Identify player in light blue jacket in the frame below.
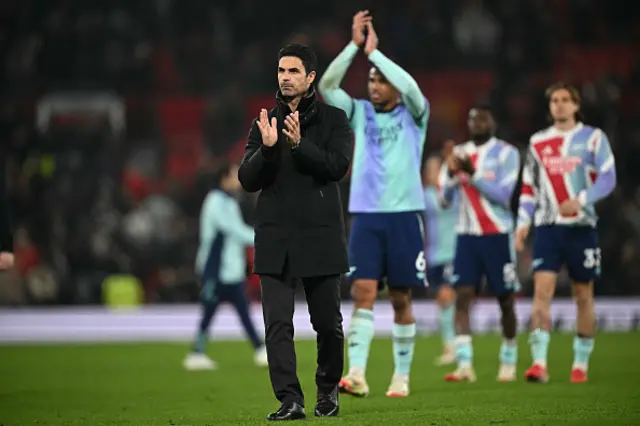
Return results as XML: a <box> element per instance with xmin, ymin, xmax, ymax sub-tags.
<box><xmin>183</xmin><ymin>163</ymin><xmax>268</xmax><ymax>370</ymax></box>
<box><xmin>423</xmin><ymin>154</ymin><xmax>458</xmax><ymax>366</ymax></box>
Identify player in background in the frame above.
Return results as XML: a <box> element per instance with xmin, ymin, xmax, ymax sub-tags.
<box><xmin>318</xmin><ymin>11</ymin><xmax>429</xmax><ymax>397</ymax></box>
<box><xmin>423</xmin><ymin>154</ymin><xmax>458</xmax><ymax>365</ymax></box>
<box><xmin>440</xmin><ymin>106</ymin><xmax>520</xmax><ymax>383</ymax></box>
<box><xmin>183</xmin><ymin>163</ymin><xmax>268</xmax><ymax>370</ymax></box>
<box><xmin>516</xmin><ymin>82</ymin><xmax>616</xmax><ymax>383</ymax></box>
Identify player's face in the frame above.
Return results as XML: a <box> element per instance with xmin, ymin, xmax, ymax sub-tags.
<box><xmin>467</xmin><ymin>108</ymin><xmax>495</xmax><ymax>140</ymax></box>
<box><xmin>368</xmin><ymin>69</ymin><xmax>398</xmax><ymax>108</ymax></box>
<box><xmin>223</xmin><ymin>164</ymin><xmax>242</xmax><ymax>192</ymax></box>
<box><xmin>278</xmin><ymin>56</ymin><xmax>316</xmax><ymax>98</ymax></box>
<box><xmin>549</xmin><ymin>88</ymin><xmax>579</xmax><ymax>123</ymax></box>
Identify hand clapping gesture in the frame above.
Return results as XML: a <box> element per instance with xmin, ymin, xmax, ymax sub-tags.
<box><xmin>258</xmin><ymin>109</ymin><xmax>278</xmax><ymax>147</ymax></box>
<box><xmin>351</xmin><ymin>11</ymin><xmax>372</xmax><ymax>47</ymax></box>
<box><xmin>283</xmin><ymin>112</ymin><xmax>301</xmax><ymax>147</ymax></box>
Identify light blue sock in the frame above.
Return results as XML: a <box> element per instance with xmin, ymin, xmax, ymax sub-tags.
<box><xmin>392</xmin><ymin>323</ymin><xmax>416</xmax><ymax>376</ymax></box>
<box><xmin>455</xmin><ymin>335</ymin><xmax>473</xmax><ymax>367</ymax></box>
<box><xmin>573</xmin><ymin>336</ymin><xmax>594</xmax><ymax>370</ymax></box>
<box><xmin>439</xmin><ymin>305</ymin><xmax>456</xmax><ymax>346</ymax></box>
<box><xmin>347</xmin><ymin>309</ymin><xmax>375</xmax><ymax>373</ymax></box>
<box><xmin>193</xmin><ymin>331</ymin><xmax>207</xmax><ymax>353</ymax></box>
<box><xmin>499</xmin><ymin>339</ymin><xmax>518</xmax><ymax>365</ymax></box>
<box><xmin>529</xmin><ymin>329</ymin><xmax>550</xmax><ymax>367</ymax></box>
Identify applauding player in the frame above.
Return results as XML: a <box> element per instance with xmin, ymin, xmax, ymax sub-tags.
<box><xmin>441</xmin><ymin>106</ymin><xmax>521</xmax><ymax>383</ymax></box>
<box><xmin>318</xmin><ymin>11</ymin><xmax>429</xmax><ymax>397</ymax></box>
<box><xmin>516</xmin><ymin>82</ymin><xmax>616</xmax><ymax>383</ymax></box>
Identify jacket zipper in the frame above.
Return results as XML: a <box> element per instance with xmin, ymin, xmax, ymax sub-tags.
<box><xmin>319</xmin><ymin>190</ymin><xmax>324</xmax><ymax>198</ymax></box>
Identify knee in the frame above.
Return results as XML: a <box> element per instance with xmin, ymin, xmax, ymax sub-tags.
<box><xmin>455</xmin><ymin>288</ymin><xmax>474</xmax><ymax>312</ymax></box>
<box><xmin>437</xmin><ymin>285</ymin><xmax>456</xmax><ymax>308</ymax></box>
<box><xmin>390</xmin><ymin>291</ymin><xmax>413</xmax><ymax>323</ymax></box>
<box><xmin>498</xmin><ymin>293</ymin><xmax>515</xmax><ymax>314</ymax></box>
<box><xmin>351</xmin><ymin>280</ymin><xmax>377</xmax><ymax>308</ymax></box>
<box><xmin>573</xmin><ymin>284</ymin><xmax>594</xmax><ymax>309</ymax></box>
<box><xmin>310</xmin><ymin>312</ymin><xmax>344</xmax><ymax>338</ymax></box>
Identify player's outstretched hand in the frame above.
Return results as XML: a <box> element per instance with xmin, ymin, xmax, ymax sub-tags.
<box><xmin>559</xmin><ymin>199</ymin><xmax>581</xmax><ymax>217</ymax></box>
<box><xmin>258</xmin><ymin>109</ymin><xmax>278</xmax><ymax>147</ymax></box>
<box><xmin>351</xmin><ymin>11</ymin><xmax>372</xmax><ymax>47</ymax></box>
<box><xmin>0</xmin><ymin>252</ymin><xmax>14</xmax><ymax>270</ymax></box>
<box><xmin>364</xmin><ymin>22</ymin><xmax>379</xmax><ymax>56</ymax></box>
<box><xmin>514</xmin><ymin>227</ymin><xmax>529</xmax><ymax>253</ymax></box>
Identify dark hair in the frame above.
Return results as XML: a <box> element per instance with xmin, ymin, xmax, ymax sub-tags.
<box><xmin>278</xmin><ymin>44</ymin><xmax>317</xmax><ymax>75</ymax></box>
<box><xmin>470</xmin><ymin>104</ymin><xmax>494</xmax><ymax>116</ymax></box>
<box><xmin>545</xmin><ymin>81</ymin><xmax>584</xmax><ymax>122</ymax></box>
<box><xmin>211</xmin><ymin>163</ymin><xmax>234</xmax><ymax>188</ymax></box>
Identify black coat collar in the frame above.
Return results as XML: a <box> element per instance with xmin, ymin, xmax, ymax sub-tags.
<box><xmin>276</xmin><ymin>89</ymin><xmax>318</xmax><ymax>127</ymax></box>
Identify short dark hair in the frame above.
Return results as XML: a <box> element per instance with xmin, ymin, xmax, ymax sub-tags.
<box><xmin>211</xmin><ymin>162</ymin><xmax>234</xmax><ymax>188</ymax></box>
<box><xmin>470</xmin><ymin>104</ymin><xmax>494</xmax><ymax>116</ymax></box>
<box><xmin>278</xmin><ymin>44</ymin><xmax>317</xmax><ymax>75</ymax></box>
<box><xmin>545</xmin><ymin>81</ymin><xmax>584</xmax><ymax>121</ymax></box>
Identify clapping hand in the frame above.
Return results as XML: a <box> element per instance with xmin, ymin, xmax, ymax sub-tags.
<box><xmin>258</xmin><ymin>109</ymin><xmax>278</xmax><ymax>147</ymax></box>
<box><xmin>458</xmin><ymin>156</ymin><xmax>475</xmax><ymax>175</ymax></box>
<box><xmin>363</xmin><ymin>21</ymin><xmax>378</xmax><ymax>56</ymax></box>
<box><xmin>283</xmin><ymin>112</ymin><xmax>301</xmax><ymax>147</ymax></box>
<box><xmin>352</xmin><ymin>11</ymin><xmax>372</xmax><ymax>47</ymax></box>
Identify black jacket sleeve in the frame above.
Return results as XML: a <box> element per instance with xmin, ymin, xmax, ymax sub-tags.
<box><xmin>291</xmin><ymin>108</ymin><xmax>352</xmax><ymax>182</ymax></box>
<box><xmin>0</xmin><ymin>158</ymin><xmax>13</xmax><ymax>253</ymax></box>
<box><xmin>238</xmin><ymin>119</ymin><xmax>279</xmax><ymax>193</ymax></box>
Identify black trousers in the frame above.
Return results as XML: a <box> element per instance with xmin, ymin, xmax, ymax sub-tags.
<box><xmin>260</xmin><ymin>269</ymin><xmax>344</xmax><ymax>407</ymax></box>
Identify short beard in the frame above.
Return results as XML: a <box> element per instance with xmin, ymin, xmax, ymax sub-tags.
<box><xmin>280</xmin><ymin>87</ymin><xmax>307</xmax><ymax>103</ymax></box>
<box><xmin>471</xmin><ymin>132</ymin><xmax>492</xmax><ymax>144</ymax></box>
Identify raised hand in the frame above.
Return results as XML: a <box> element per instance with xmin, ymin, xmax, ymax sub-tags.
<box><xmin>283</xmin><ymin>112</ymin><xmax>301</xmax><ymax>147</ymax></box>
<box><xmin>363</xmin><ymin>21</ymin><xmax>378</xmax><ymax>56</ymax></box>
<box><xmin>351</xmin><ymin>10</ymin><xmax>372</xmax><ymax>47</ymax></box>
<box><xmin>443</xmin><ymin>140</ymin><xmax>460</xmax><ymax>176</ymax></box>
<box><xmin>257</xmin><ymin>109</ymin><xmax>278</xmax><ymax>147</ymax></box>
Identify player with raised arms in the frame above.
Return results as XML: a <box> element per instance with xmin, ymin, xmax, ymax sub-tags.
<box><xmin>318</xmin><ymin>10</ymin><xmax>429</xmax><ymax>398</ymax></box>
<box><xmin>440</xmin><ymin>106</ymin><xmax>521</xmax><ymax>383</ymax></box>
<box><xmin>516</xmin><ymin>82</ymin><xmax>616</xmax><ymax>383</ymax></box>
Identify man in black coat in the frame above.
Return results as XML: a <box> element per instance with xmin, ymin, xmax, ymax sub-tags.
<box><xmin>238</xmin><ymin>44</ymin><xmax>352</xmax><ymax>421</ymax></box>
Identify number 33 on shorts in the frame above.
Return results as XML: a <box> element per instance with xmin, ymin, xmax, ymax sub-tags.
<box><xmin>415</xmin><ymin>251</ymin><xmax>426</xmax><ymax>282</ymax></box>
<box><xmin>583</xmin><ymin>248</ymin><xmax>601</xmax><ymax>269</ymax></box>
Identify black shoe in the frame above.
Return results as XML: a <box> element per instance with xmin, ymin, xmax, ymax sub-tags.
<box><xmin>266</xmin><ymin>402</ymin><xmax>306</xmax><ymax>421</ymax></box>
<box><xmin>315</xmin><ymin>387</ymin><xmax>339</xmax><ymax>417</ymax></box>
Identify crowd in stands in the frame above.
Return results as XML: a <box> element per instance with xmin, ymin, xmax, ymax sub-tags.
<box><xmin>1</xmin><ymin>0</ymin><xmax>639</xmax><ymax>305</ymax></box>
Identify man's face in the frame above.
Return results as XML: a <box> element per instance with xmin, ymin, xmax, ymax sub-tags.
<box><xmin>278</xmin><ymin>56</ymin><xmax>315</xmax><ymax>97</ymax></box>
<box><xmin>367</xmin><ymin>68</ymin><xmax>398</xmax><ymax>107</ymax></box>
<box><xmin>467</xmin><ymin>108</ymin><xmax>494</xmax><ymax>140</ymax></box>
<box><xmin>549</xmin><ymin>88</ymin><xmax>579</xmax><ymax>123</ymax></box>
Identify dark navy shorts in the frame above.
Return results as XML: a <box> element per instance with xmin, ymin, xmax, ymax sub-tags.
<box><xmin>452</xmin><ymin>233</ymin><xmax>519</xmax><ymax>295</ymax></box>
<box><xmin>348</xmin><ymin>211</ymin><xmax>426</xmax><ymax>289</ymax></box>
<box><xmin>426</xmin><ymin>263</ymin><xmax>454</xmax><ymax>289</ymax></box>
<box><xmin>532</xmin><ymin>225</ymin><xmax>600</xmax><ymax>282</ymax></box>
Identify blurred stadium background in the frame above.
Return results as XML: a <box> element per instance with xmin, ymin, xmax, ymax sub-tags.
<box><xmin>0</xmin><ymin>0</ymin><xmax>639</xmax><ymax>332</ymax></box>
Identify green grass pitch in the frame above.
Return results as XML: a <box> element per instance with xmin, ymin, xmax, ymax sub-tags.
<box><xmin>1</xmin><ymin>333</ymin><xmax>639</xmax><ymax>425</ymax></box>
